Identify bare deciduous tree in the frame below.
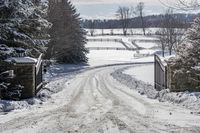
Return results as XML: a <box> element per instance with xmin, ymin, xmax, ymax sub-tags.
<box><xmin>116</xmin><ymin>6</ymin><xmax>131</xmax><ymax>36</ymax></box>
<box><xmin>100</xmin><ymin>20</ymin><xmax>105</xmax><ymax>35</ymax></box>
<box><xmin>159</xmin><ymin>0</ymin><xmax>200</xmax><ymax>10</ymax></box>
<box><xmin>158</xmin><ymin>9</ymin><xmax>184</xmax><ymax>56</ymax></box>
<box><xmin>157</xmin><ymin>29</ymin><xmax>168</xmax><ymax>57</ymax></box>
<box><xmin>88</xmin><ymin>20</ymin><xmax>95</xmax><ymax>36</ymax></box>
<box><xmin>136</xmin><ymin>2</ymin><xmax>146</xmax><ymax>35</ymax></box>
<box><xmin>108</xmin><ymin>21</ymin><xmax>114</xmax><ymax>35</ymax></box>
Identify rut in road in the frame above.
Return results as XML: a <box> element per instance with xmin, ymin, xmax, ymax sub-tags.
<box><xmin>0</xmin><ymin>65</ymin><xmax>200</xmax><ymax>133</ymax></box>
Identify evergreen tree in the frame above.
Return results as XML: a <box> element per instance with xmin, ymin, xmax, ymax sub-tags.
<box><xmin>166</xmin><ymin>17</ymin><xmax>200</xmax><ymax>90</ymax></box>
<box><xmin>47</xmin><ymin>0</ymin><xmax>88</xmax><ymax>63</ymax></box>
<box><xmin>176</xmin><ymin>18</ymin><xmax>200</xmax><ymax>68</ymax></box>
<box><xmin>0</xmin><ymin>0</ymin><xmax>51</xmax><ymax>57</ymax></box>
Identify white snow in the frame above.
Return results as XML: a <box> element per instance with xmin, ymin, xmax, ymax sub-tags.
<box><xmin>87</xmin><ymin>35</ymin><xmax>159</xmax><ymax>50</ymax></box>
<box><xmin>1</xmin><ymin>64</ymin><xmax>200</xmax><ymax>132</ymax></box>
<box><xmin>5</xmin><ymin>57</ymin><xmax>38</xmax><ymax>64</ymax></box>
<box><xmin>1</xmin><ymin>29</ymin><xmax>200</xmax><ymax>132</ymax></box>
<box><xmin>122</xmin><ymin>38</ymin><xmax>136</xmax><ymax>49</ymax></box>
<box><xmin>44</xmin><ymin>64</ymin><xmax>87</xmax><ymax>81</ymax></box>
<box><xmin>87</xmin><ymin>35</ymin><xmax>159</xmax><ymax>42</ymax></box>
<box><xmin>86</xmin><ymin>34</ymin><xmax>161</xmax><ymax>67</ymax></box>
<box><xmin>87</xmin><ymin>50</ymin><xmax>154</xmax><ymax>66</ymax></box>
<box><xmin>85</xmin><ymin>28</ymin><xmax>160</xmax><ymax>35</ymax></box>
<box><xmin>86</xmin><ymin>41</ymin><xmax>125</xmax><ymax>49</ymax></box>
<box><xmin>135</xmin><ymin>41</ymin><xmax>158</xmax><ymax>49</ymax></box>
<box><xmin>130</xmin><ymin>36</ymin><xmax>159</xmax><ymax>41</ymax></box>
<box><xmin>124</xmin><ymin>64</ymin><xmax>154</xmax><ymax>85</ymax></box>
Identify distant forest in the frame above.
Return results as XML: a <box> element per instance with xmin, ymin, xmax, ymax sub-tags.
<box><xmin>81</xmin><ymin>13</ymin><xmax>198</xmax><ymax>29</ymax></box>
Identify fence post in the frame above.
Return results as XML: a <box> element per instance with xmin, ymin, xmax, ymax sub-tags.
<box><xmin>154</xmin><ymin>54</ymin><xmax>157</xmax><ymax>89</ymax></box>
<box><xmin>35</xmin><ymin>54</ymin><xmax>43</xmax><ymax>93</ymax></box>
<box><xmin>154</xmin><ymin>54</ymin><xmax>167</xmax><ymax>91</ymax></box>
<box><xmin>165</xmin><ymin>65</ymin><xmax>168</xmax><ymax>89</ymax></box>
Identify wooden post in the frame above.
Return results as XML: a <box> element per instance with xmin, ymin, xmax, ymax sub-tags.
<box><xmin>154</xmin><ymin>54</ymin><xmax>167</xmax><ymax>91</ymax></box>
<box><xmin>35</xmin><ymin>54</ymin><xmax>43</xmax><ymax>93</ymax></box>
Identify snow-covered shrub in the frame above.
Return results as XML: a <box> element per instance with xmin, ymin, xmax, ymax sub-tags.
<box><xmin>167</xmin><ymin>18</ymin><xmax>200</xmax><ymax>91</ymax></box>
<box><xmin>176</xmin><ymin>18</ymin><xmax>200</xmax><ymax>67</ymax></box>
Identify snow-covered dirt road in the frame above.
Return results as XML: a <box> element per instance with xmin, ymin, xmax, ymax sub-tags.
<box><xmin>1</xmin><ymin>65</ymin><xmax>200</xmax><ymax>133</ymax></box>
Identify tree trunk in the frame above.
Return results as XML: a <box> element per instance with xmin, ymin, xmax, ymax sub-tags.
<box><xmin>141</xmin><ymin>16</ymin><xmax>146</xmax><ymax>35</ymax></box>
<box><xmin>162</xmin><ymin>45</ymin><xmax>165</xmax><ymax>57</ymax></box>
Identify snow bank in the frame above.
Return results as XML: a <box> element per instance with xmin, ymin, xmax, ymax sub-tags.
<box><xmin>123</xmin><ymin>64</ymin><xmax>154</xmax><ymax>85</ymax></box>
<box><xmin>0</xmin><ymin>87</ymin><xmax>58</xmax><ymax>112</ymax></box>
<box><xmin>158</xmin><ymin>91</ymin><xmax>200</xmax><ymax>111</ymax></box>
<box><xmin>44</xmin><ymin>63</ymin><xmax>87</xmax><ymax>81</ymax></box>
<box><xmin>0</xmin><ymin>96</ymin><xmax>43</xmax><ymax>113</ymax></box>
<box><xmin>111</xmin><ymin>66</ymin><xmax>158</xmax><ymax>99</ymax></box>
<box><xmin>112</xmin><ymin>66</ymin><xmax>200</xmax><ymax>112</ymax></box>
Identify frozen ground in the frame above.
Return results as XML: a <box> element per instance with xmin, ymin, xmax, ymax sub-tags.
<box><xmin>87</xmin><ymin>36</ymin><xmax>137</xmax><ymax>49</ymax></box>
<box><xmin>1</xmin><ymin>33</ymin><xmax>200</xmax><ymax>132</ymax></box>
<box><xmin>87</xmin><ymin>34</ymin><xmax>159</xmax><ymax>50</ymax></box>
<box><xmin>86</xmin><ymin>41</ymin><xmax>125</xmax><ymax>49</ymax></box>
<box><xmin>85</xmin><ymin>28</ymin><xmax>159</xmax><ymax>35</ymax></box>
<box><xmin>87</xmin><ymin>50</ymin><xmax>154</xmax><ymax>66</ymax></box>
<box><xmin>112</xmin><ymin>66</ymin><xmax>200</xmax><ymax>112</ymax></box>
<box><xmin>87</xmin><ymin>35</ymin><xmax>158</xmax><ymax>40</ymax></box>
<box><xmin>0</xmin><ymin>64</ymin><xmax>86</xmax><ymax>113</ymax></box>
<box><xmin>1</xmin><ymin>65</ymin><xmax>200</xmax><ymax>133</ymax></box>
<box><xmin>123</xmin><ymin>64</ymin><xmax>154</xmax><ymax>85</ymax></box>
<box><xmin>135</xmin><ymin>41</ymin><xmax>158</xmax><ymax>49</ymax></box>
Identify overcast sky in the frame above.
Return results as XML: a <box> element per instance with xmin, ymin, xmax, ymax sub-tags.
<box><xmin>71</xmin><ymin>0</ymin><xmax>161</xmax><ymax>5</ymax></box>
<box><xmin>71</xmin><ymin>0</ymin><xmax>198</xmax><ymax>19</ymax></box>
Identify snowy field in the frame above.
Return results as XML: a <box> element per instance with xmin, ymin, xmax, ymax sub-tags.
<box><xmin>87</xmin><ymin>35</ymin><xmax>159</xmax><ymax>42</ymax></box>
<box><xmin>129</xmin><ymin>36</ymin><xmax>159</xmax><ymax>41</ymax></box>
<box><xmin>87</xmin><ymin>50</ymin><xmax>154</xmax><ymax>66</ymax></box>
<box><xmin>135</xmin><ymin>41</ymin><xmax>158</xmax><ymax>49</ymax></box>
<box><xmin>86</xmin><ymin>41</ymin><xmax>125</xmax><ymax>49</ymax></box>
<box><xmin>86</xmin><ymin>34</ymin><xmax>160</xmax><ymax>66</ymax></box>
<box><xmin>85</xmin><ymin>28</ymin><xmax>159</xmax><ymax>35</ymax></box>
<box><xmin>123</xmin><ymin>64</ymin><xmax>154</xmax><ymax>85</ymax></box>
<box><xmin>87</xmin><ymin>34</ymin><xmax>159</xmax><ymax>50</ymax></box>
<box><xmin>87</xmin><ymin>35</ymin><xmax>158</xmax><ymax>40</ymax></box>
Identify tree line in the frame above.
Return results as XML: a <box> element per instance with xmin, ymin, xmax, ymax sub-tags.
<box><xmin>81</xmin><ymin>13</ymin><xmax>196</xmax><ymax>31</ymax></box>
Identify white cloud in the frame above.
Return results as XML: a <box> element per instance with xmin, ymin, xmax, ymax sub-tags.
<box><xmin>71</xmin><ymin>0</ymin><xmax>161</xmax><ymax>5</ymax></box>
<box><xmin>71</xmin><ymin>0</ymin><xmax>199</xmax><ymax>20</ymax></box>
<box><xmin>72</xmin><ymin>0</ymin><xmax>200</xmax><ymax>7</ymax></box>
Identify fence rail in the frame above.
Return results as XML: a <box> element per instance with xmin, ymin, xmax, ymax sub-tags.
<box><xmin>154</xmin><ymin>54</ymin><xmax>167</xmax><ymax>91</ymax></box>
<box><xmin>35</xmin><ymin>54</ymin><xmax>43</xmax><ymax>92</ymax></box>
<box><xmin>86</xmin><ymin>47</ymin><xmax>127</xmax><ymax>50</ymax></box>
<box><xmin>129</xmin><ymin>39</ymin><xmax>160</xmax><ymax>43</ymax></box>
<box><xmin>87</xmin><ymin>38</ymin><xmax>136</xmax><ymax>51</ymax></box>
<box><xmin>87</xmin><ymin>38</ymin><xmax>122</xmax><ymax>42</ymax></box>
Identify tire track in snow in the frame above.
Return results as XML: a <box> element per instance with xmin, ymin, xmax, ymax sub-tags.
<box><xmin>1</xmin><ymin>64</ymin><xmax>200</xmax><ymax>133</ymax></box>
